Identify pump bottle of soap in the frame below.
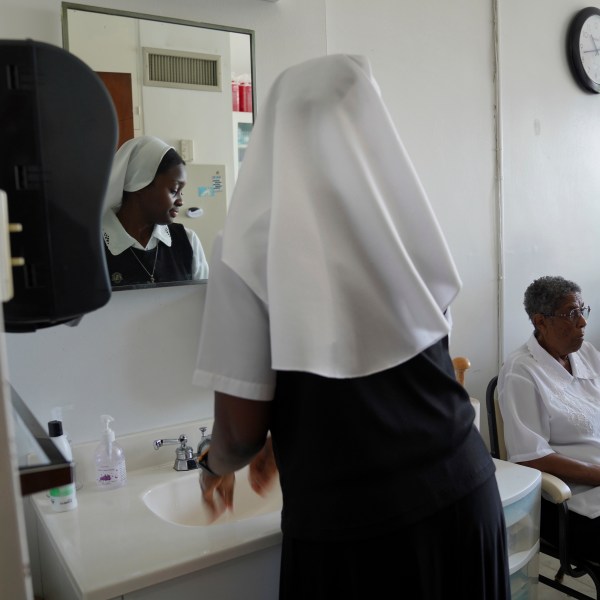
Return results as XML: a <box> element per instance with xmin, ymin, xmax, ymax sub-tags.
<box><xmin>94</xmin><ymin>414</ymin><xmax>127</xmax><ymax>489</ymax></box>
<box><xmin>48</xmin><ymin>419</ymin><xmax>78</xmax><ymax>511</ymax></box>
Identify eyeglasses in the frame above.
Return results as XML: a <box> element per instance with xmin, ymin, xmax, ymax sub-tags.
<box><xmin>544</xmin><ymin>306</ymin><xmax>591</xmax><ymax>322</ymax></box>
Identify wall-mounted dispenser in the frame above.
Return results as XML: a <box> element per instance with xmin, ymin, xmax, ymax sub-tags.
<box><xmin>0</xmin><ymin>39</ymin><xmax>117</xmax><ymax>332</ymax></box>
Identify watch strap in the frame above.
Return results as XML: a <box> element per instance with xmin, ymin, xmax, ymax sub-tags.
<box><xmin>197</xmin><ymin>439</ymin><xmax>219</xmax><ymax>476</ymax></box>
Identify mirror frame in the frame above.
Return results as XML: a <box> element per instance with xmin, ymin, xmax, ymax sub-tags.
<box><xmin>61</xmin><ymin>2</ymin><xmax>256</xmax><ymax>291</ymax></box>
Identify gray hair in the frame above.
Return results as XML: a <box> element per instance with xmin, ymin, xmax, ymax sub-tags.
<box><xmin>523</xmin><ymin>275</ymin><xmax>581</xmax><ymax>322</ymax></box>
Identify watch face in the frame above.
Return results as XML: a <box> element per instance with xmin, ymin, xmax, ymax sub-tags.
<box><xmin>579</xmin><ymin>14</ymin><xmax>600</xmax><ymax>85</ymax></box>
<box><xmin>569</xmin><ymin>7</ymin><xmax>600</xmax><ymax>93</ymax></box>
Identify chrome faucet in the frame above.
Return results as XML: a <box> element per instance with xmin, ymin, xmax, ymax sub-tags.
<box><xmin>153</xmin><ymin>433</ymin><xmax>198</xmax><ymax>471</ymax></box>
<box><xmin>153</xmin><ymin>428</ymin><xmax>211</xmax><ymax>471</ymax></box>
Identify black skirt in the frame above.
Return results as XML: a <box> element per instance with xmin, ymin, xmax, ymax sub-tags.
<box><xmin>278</xmin><ymin>474</ymin><xmax>510</xmax><ymax>600</ymax></box>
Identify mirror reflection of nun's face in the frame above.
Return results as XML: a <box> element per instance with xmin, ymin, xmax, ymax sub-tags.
<box><xmin>137</xmin><ymin>164</ymin><xmax>187</xmax><ymax>227</ymax></box>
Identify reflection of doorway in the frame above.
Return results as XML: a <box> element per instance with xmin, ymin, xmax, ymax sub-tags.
<box><xmin>96</xmin><ymin>71</ymin><xmax>134</xmax><ymax>149</ymax></box>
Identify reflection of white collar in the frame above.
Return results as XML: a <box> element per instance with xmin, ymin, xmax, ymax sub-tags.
<box><xmin>102</xmin><ymin>209</ymin><xmax>173</xmax><ymax>256</ymax></box>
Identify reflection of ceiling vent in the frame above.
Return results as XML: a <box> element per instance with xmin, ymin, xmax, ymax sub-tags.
<box><xmin>143</xmin><ymin>48</ymin><xmax>221</xmax><ymax>91</ymax></box>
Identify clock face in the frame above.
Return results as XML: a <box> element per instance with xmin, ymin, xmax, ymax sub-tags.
<box><xmin>568</xmin><ymin>7</ymin><xmax>600</xmax><ymax>93</ymax></box>
<box><xmin>579</xmin><ymin>14</ymin><xmax>600</xmax><ymax>85</ymax></box>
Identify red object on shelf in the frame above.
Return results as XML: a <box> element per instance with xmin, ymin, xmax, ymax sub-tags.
<box><xmin>239</xmin><ymin>82</ymin><xmax>253</xmax><ymax>113</ymax></box>
<box><xmin>231</xmin><ymin>81</ymin><xmax>240</xmax><ymax>111</ymax></box>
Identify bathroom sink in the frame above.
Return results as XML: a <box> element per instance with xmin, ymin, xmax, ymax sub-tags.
<box><xmin>142</xmin><ymin>466</ymin><xmax>282</xmax><ymax>526</ymax></box>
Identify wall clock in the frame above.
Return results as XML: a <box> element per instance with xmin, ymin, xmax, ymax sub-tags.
<box><xmin>568</xmin><ymin>7</ymin><xmax>600</xmax><ymax>93</ymax></box>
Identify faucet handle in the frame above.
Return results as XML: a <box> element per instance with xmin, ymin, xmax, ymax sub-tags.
<box><xmin>153</xmin><ymin>434</ymin><xmax>188</xmax><ymax>450</ymax></box>
<box><xmin>198</xmin><ymin>426</ymin><xmax>212</xmax><ymax>451</ymax></box>
<box><xmin>196</xmin><ymin>426</ymin><xmax>217</xmax><ymax>476</ymax></box>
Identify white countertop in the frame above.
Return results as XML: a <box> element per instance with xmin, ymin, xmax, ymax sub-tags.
<box><xmin>31</xmin><ymin>420</ymin><xmax>283</xmax><ymax>600</ymax></box>
<box><xmin>32</xmin><ymin>462</ymin><xmax>282</xmax><ymax>600</ymax></box>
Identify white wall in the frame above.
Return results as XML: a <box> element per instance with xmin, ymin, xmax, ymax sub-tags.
<box><xmin>499</xmin><ymin>0</ymin><xmax>600</xmax><ymax>358</ymax></box>
<box><xmin>67</xmin><ymin>10</ymin><xmax>143</xmax><ymax>133</ymax></box>
<box><xmin>4</xmin><ymin>0</ymin><xmax>600</xmax><ymax>455</ymax></box>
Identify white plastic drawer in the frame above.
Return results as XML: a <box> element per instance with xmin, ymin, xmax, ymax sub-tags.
<box><xmin>505</xmin><ymin>486</ymin><xmax>541</xmax><ymax>558</ymax></box>
<box><xmin>509</xmin><ymin>548</ymin><xmax>539</xmax><ymax>599</ymax></box>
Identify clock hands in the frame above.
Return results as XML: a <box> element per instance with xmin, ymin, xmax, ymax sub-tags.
<box><xmin>569</xmin><ymin>7</ymin><xmax>600</xmax><ymax>92</ymax></box>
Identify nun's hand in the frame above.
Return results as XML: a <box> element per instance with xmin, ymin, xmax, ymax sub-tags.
<box><xmin>249</xmin><ymin>436</ymin><xmax>278</xmax><ymax>496</ymax></box>
<box><xmin>199</xmin><ymin>470</ymin><xmax>235</xmax><ymax>521</ymax></box>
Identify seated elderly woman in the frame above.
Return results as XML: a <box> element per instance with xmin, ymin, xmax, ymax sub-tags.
<box><xmin>498</xmin><ymin>274</ymin><xmax>600</xmax><ymax>560</ymax></box>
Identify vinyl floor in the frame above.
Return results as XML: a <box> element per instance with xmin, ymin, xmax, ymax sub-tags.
<box><xmin>537</xmin><ymin>553</ymin><xmax>596</xmax><ymax>599</ymax></box>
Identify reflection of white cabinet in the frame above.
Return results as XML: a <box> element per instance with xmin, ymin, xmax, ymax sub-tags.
<box><xmin>233</xmin><ymin>111</ymin><xmax>253</xmax><ymax>181</ymax></box>
<box><xmin>494</xmin><ymin>459</ymin><xmax>541</xmax><ymax>600</ymax></box>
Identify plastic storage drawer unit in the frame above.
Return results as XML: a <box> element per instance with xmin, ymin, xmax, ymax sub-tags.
<box><xmin>494</xmin><ymin>459</ymin><xmax>542</xmax><ymax>600</ymax></box>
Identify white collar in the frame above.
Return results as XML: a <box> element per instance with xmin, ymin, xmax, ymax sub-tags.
<box><xmin>102</xmin><ymin>209</ymin><xmax>173</xmax><ymax>256</ymax></box>
<box><xmin>527</xmin><ymin>332</ymin><xmax>600</xmax><ymax>381</ymax></box>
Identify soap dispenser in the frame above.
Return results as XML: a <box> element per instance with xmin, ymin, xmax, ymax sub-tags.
<box><xmin>94</xmin><ymin>415</ymin><xmax>127</xmax><ymax>489</ymax></box>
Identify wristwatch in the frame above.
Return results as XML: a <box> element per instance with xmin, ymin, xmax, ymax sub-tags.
<box><xmin>197</xmin><ymin>434</ymin><xmax>219</xmax><ymax>476</ymax></box>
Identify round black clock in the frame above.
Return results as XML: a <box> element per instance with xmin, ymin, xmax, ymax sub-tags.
<box><xmin>568</xmin><ymin>7</ymin><xmax>600</xmax><ymax>93</ymax></box>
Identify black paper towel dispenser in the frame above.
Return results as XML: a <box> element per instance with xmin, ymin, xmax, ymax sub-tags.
<box><xmin>0</xmin><ymin>39</ymin><xmax>117</xmax><ymax>332</ymax></box>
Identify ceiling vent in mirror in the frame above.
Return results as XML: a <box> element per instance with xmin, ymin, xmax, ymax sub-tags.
<box><xmin>143</xmin><ymin>48</ymin><xmax>221</xmax><ymax>91</ymax></box>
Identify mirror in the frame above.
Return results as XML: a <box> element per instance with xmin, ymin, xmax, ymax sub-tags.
<box><xmin>61</xmin><ymin>2</ymin><xmax>255</xmax><ymax>290</ymax></box>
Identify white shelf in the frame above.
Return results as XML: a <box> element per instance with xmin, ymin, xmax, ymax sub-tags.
<box><xmin>233</xmin><ymin>111</ymin><xmax>253</xmax><ymax>123</ymax></box>
<box><xmin>233</xmin><ymin>113</ymin><xmax>254</xmax><ymax>180</ymax></box>
<box><xmin>509</xmin><ymin>542</ymin><xmax>540</xmax><ymax>575</ymax></box>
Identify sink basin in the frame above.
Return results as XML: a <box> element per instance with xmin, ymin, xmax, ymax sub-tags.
<box><xmin>142</xmin><ymin>466</ymin><xmax>282</xmax><ymax>527</ymax></box>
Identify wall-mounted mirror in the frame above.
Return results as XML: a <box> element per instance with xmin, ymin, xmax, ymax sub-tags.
<box><xmin>61</xmin><ymin>3</ymin><xmax>255</xmax><ymax>290</ymax></box>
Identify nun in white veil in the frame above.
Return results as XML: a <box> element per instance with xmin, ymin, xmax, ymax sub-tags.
<box><xmin>102</xmin><ymin>135</ymin><xmax>208</xmax><ymax>286</ymax></box>
<box><xmin>193</xmin><ymin>54</ymin><xmax>510</xmax><ymax>600</ymax></box>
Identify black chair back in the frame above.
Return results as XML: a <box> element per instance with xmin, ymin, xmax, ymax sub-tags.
<box><xmin>485</xmin><ymin>375</ymin><xmax>501</xmax><ymax>459</ymax></box>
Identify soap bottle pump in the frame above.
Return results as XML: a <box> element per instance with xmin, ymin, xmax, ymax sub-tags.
<box><xmin>47</xmin><ymin>418</ymin><xmax>78</xmax><ymax>511</ymax></box>
<box><xmin>94</xmin><ymin>414</ymin><xmax>127</xmax><ymax>489</ymax></box>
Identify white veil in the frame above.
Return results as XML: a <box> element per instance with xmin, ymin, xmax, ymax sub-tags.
<box><xmin>104</xmin><ymin>136</ymin><xmax>172</xmax><ymax>210</ymax></box>
<box><xmin>221</xmin><ymin>54</ymin><xmax>462</xmax><ymax>378</ymax></box>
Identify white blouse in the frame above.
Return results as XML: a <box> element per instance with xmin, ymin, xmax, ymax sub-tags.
<box><xmin>193</xmin><ymin>234</ymin><xmax>275</xmax><ymax>400</ymax></box>
<box><xmin>499</xmin><ymin>333</ymin><xmax>600</xmax><ymax>517</ymax></box>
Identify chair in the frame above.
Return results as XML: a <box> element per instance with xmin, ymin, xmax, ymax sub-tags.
<box><xmin>452</xmin><ymin>356</ymin><xmax>471</xmax><ymax>387</ymax></box>
<box><xmin>452</xmin><ymin>356</ymin><xmax>481</xmax><ymax>431</ymax></box>
<box><xmin>486</xmin><ymin>375</ymin><xmax>600</xmax><ymax>600</ymax></box>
